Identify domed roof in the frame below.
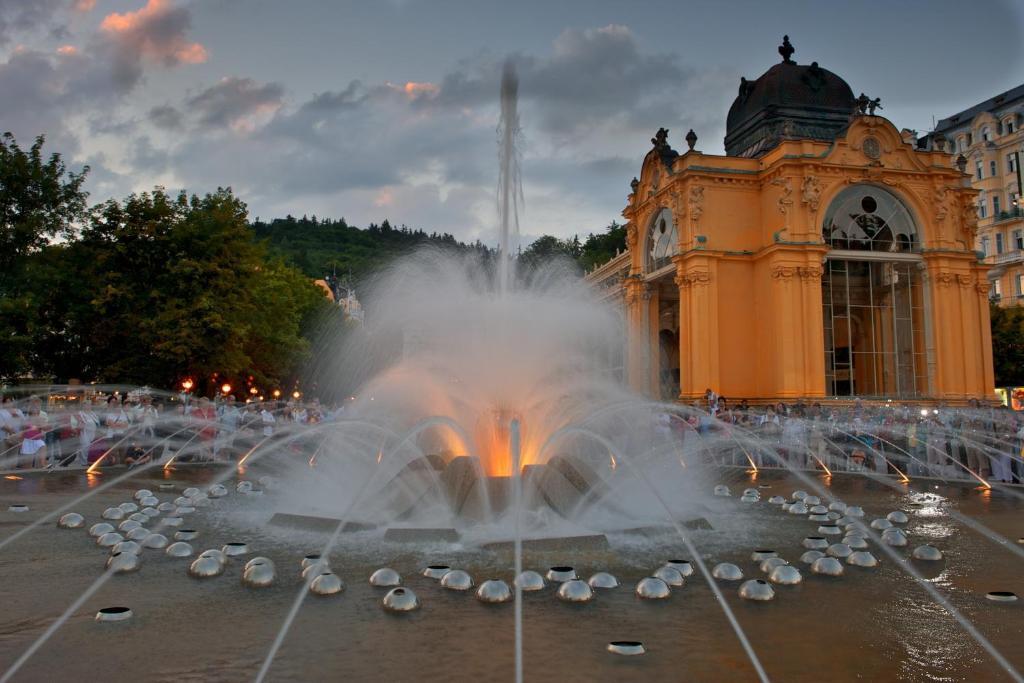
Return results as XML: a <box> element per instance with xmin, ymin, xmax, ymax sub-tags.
<box><xmin>725</xmin><ymin>37</ymin><xmax>856</xmax><ymax>158</ymax></box>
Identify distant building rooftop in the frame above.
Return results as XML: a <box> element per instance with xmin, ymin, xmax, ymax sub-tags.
<box><xmin>933</xmin><ymin>83</ymin><xmax>1024</xmax><ymax>133</ymax></box>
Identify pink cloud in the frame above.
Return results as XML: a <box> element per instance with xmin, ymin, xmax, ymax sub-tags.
<box><xmin>73</xmin><ymin>0</ymin><xmax>97</xmax><ymax>12</ymax></box>
<box><xmin>57</xmin><ymin>45</ymin><xmax>78</xmax><ymax>55</ymax></box>
<box><xmin>100</xmin><ymin>0</ymin><xmax>208</xmax><ymax>66</ymax></box>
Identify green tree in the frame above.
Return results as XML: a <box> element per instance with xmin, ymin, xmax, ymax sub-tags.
<box><xmin>35</xmin><ymin>187</ymin><xmax>326</xmax><ymax>390</ymax></box>
<box><xmin>990</xmin><ymin>302</ymin><xmax>1024</xmax><ymax>387</ymax></box>
<box><xmin>0</xmin><ymin>133</ymin><xmax>89</xmax><ymax>378</ymax></box>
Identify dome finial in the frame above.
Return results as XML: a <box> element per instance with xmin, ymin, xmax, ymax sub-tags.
<box><xmin>779</xmin><ymin>35</ymin><xmax>795</xmax><ymax>64</ymax></box>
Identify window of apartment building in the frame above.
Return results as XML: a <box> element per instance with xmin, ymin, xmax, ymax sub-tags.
<box><xmin>1008</xmin><ymin>118</ymin><xmax>1017</xmax><ymax>134</ymax></box>
<box><xmin>957</xmin><ymin>136</ymin><xmax>966</xmax><ymax>152</ymax></box>
<box><xmin>1014</xmin><ymin>229</ymin><xmax>1023</xmax><ymax>250</ymax></box>
<box><xmin>981</xmin><ymin>236</ymin><xmax>991</xmax><ymax>255</ymax></box>
<box><xmin>976</xmin><ymin>160</ymin><xmax>983</xmax><ymax>179</ymax></box>
<box><xmin>982</xmin><ymin>126</ymin><xmax>992</xmax><ymax>142</ymax></box>
<box><xmin>990</xmin><ymin>160</ymin><xmax>997</xmax><ymax>177</ymax></box>
<box><xmin>996</xmin><ymin>233</ymin><xmax>1004</xmax><ymax>253</ymax></box>
<box><xmin>992</xmin><ymin>279</ymin><xmax>1002</xmax><ymax>300</ymax></box>
<box><xmin>979</xmin><ymin>199</ymin><xmax>987</xmax><ymax>218</ymax></box>
<box><xmin>1010</xmin><ymin>154</ymin><xmax>1018</xmax><ymax>173</ymax></box>
<box><xmin>993</xmin><ymin>195</ymin><xmax>1001</xmax><ymax>215</ymax></box>
<box><xmin>1017</xmin><ymin>274</ymin><xmax>1024</xmax><ymax>298</ymax></box>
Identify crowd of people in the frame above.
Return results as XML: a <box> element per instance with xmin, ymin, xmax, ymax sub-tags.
<box><xmin>671</xmin><ymin>390</ymin><xmax>1024</xmax><ymax>484</ymax></box>
<box><xmin>0</xmin><ymin>393</ymin><xmax>343</xmax><ymax>470</ymax></box>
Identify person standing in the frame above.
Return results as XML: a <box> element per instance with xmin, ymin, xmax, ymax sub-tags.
<box><xmin>75</xmin><ymin>400</ymin><xmax>100</xmax><ymax>466</ymax></box>
<box><xmin>104</xmin><ymin>396</ymin><xmax>131</xmax><ymax>464</ymax></box>
<box><xmin>260</xmin><ymin>402</ymin><xmax>276</xmax><ymax>438</ymax></box>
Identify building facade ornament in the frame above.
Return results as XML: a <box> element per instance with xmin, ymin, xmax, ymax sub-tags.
<box><xmin>801</xmin><ymin>176</ymin><xmax>823</xmax><ymax>212</ymax></box>
<box><xmin>675</xmin><ymin>270</ymin><xmax>712</xmax><ymax>288</ymax></box>
<box><xmin>770</xmin><ymin>177</ymin><xmax>794</xmax><ymax>214</ymax></box>
<box><xmin>688</xmin><ymin>185</ymin><xmax>705</xmax><ymax>222</ymax></box>
<box><xmin>933</xmin><ymin>186</ymin><xmax>948</xmax><ymax>222</ymax></box>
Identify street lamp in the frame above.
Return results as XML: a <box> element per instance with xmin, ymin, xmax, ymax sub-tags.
<box><xmin>182</xmin><ymin>378</ymin><xmax>194</xmax><ymax>392</ymax></box>
<box><xmin>221</xmin><ymin>383</ymin><xmax>232</xmax><ymax>395</ymax></box>
<box><xmin>292</xmin><ymin>390</ymin><xmax>301</xmax><ymax>400</ymax></box>
<box><xmin>272</xmin><ymin>389</ymin><xmax>281</xmax><ymax>398</ymax></box>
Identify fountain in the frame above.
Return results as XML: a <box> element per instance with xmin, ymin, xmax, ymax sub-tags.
<box><xmin>1</xmin><ymin>60</ymin><xmax>1024</xmax><ymax>683</ymax></box>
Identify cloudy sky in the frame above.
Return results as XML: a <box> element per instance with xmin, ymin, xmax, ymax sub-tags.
<box><xmin>2</xmin><ymin>0</ymin><xmax>1022</xmax><ymax>245</ymax></box>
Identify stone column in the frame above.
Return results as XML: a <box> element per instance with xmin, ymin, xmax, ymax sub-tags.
<box><xmin>624</xmin><ymin>278</ymin><xmax>653</xmax><ymax>395</ymax></box>
<box><xmin>675</xmin><ymin>255</ymin><xmax>719</xmax><ymax>400</ymax></box>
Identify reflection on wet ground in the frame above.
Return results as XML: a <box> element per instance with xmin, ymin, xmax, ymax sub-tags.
<box><xmin>0</xmin><ymin>467</ymin><xmax>1021</xmax><ymax>682</ymax></box>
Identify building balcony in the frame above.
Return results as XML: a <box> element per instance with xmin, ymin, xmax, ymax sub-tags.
<box><xmin>993</xmin><ymin>207</ymin><xmax>1023</xmax><ymax>224</ymax></box>
<box><xmin>984</xmin><ymin>249</ymin><xmax>1024</xmax><ymax>266</ymax></box>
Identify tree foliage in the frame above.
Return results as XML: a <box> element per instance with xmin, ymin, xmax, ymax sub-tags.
<box><xmin>0</xmin><ymin>133</ymin><xmax>89</xmax><ymax>377</ymax></box>
<box><xmin>990</xmin><ymin>301</ymin><xmax>1024</xmax><ymax>387</ymax></box>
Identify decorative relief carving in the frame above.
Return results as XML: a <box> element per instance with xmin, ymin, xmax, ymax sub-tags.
<box><xmin>934</xmin><ymin>272</ymin><xmax>955</xmax><ymax>287</ymax></box>
<box><xmin>801</xmin><ymin>176</ymin><xmax>823</xmax><ymax>212</ymax></box>
<box><xmin>771</xmin><ymin>266</ymin><xmax>821</xmax><ymax>282</ymax></box>
<box><xmin>960</xmin><ymin>196</ymin><xmax>979</xmax><ymax>237</ymax></box>
<box><xmin>688</xmin><ymin>185</ymin><xmax>705</xmax><ymax>223</ymax></box>
<box><xmin>626</xmin><ymin>223</ymin><xmax>638</xmax><ymax>251</ymax></box>
<box><xmin>956</xmin><ymin>274</ymin><xmax>972</xmax><ymax>289</ymax></box>
<box><xmin>933</xmin><ymin>186</ymin><xmax>948</xmax><ymax>222</ymax></box>
<box><xmin>675</xmin><ymin>270</ymin><xmax>712</xmax><ymax>288</ymax></box>
<box><xmin>770</xmin><ymin>177</ymin><xmax>794</xmax><ymax>215</ymax></box>
<box><xmin>975</xmin><ymin>280</ymin><xmax>990</xmax><ymax>296</ymax></box>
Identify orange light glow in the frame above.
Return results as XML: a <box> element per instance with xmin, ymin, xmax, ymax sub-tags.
<box><xmin>220</xmin><ymin>383</ymin><xmax>232</xmax><ymax>395</ymax></box>
<box><xmin>181</xmin><ymin>378</ymin><xmax>194</xmax><ymax>391</ymax></box>
<box><xmin>86</xmin><ymin>452</ymin><xmax>109</xmax><ymax>474</ymax></box>
<box><xmin>163</xmin><ymin>455</ymin><xmax>176</xmax><ymax>471</ymax></box>
<box><xmin>250</xmin><ymin>387</ymin><xmax>258</xmax><ymax>395</ymax></box>
<box><xmin>273</xmin><ymin>390</ymin><xmax>281</xmax><ymax>398</ymax></box>
<box><xmin>4</xmin><ymin>475</ymin><xmax>23</xmax><ymax>480</ymax></box>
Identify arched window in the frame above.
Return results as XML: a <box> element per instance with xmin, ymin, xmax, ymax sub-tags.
<box><xmin>981</xmin><ymin>125</ymin><xmax>992</xmax><ymax>141</ymax></box>
<box><xmin>646</xmin><ymin>207</ymin><xmax>677</xmax><ymax>272</ymax></box>
<box><xmin>821</xmin><ymin>185</ymin><xmax>927</xmax><ymax>398</ymax></box>
<box><xmin>822</xmin><ymin>186</ymin><xmax>918</xmax><ymax>252</ymax></box>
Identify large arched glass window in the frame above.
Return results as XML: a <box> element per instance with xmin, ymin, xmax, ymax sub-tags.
<box><xmin>646</xmin><ymin>207</ymin><xmax>677</xmax><ymax>272</ymax></box>
<box><xmin>822</xmin><ymin>185</ymin><xmax>927</xmax><ymax>398</ymax></box>
<box><xmin>822</xmin><ymin>186</ymin><xmax>918</xmax><ymax>252</ymax></box>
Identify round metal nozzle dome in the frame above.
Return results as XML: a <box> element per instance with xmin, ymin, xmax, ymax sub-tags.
<box><xmin>802</xmin><ymin>537</ymin><xmax>829</xmax><ymax>550</ymax></box>
<box><xmin>141</xmin><ymin>533</ymin><xmax>168</xmax><ymax>549</ymax></box>
<box><xmin>126</xmin><ymin>527</ymin><xmax>150</xmax><ymax>541</ymax></box>
<box><xmin>769</xmin><ymin>565</ymin><xmax>802</xmax><ymax>585</ymax></box>
<box><xmin>911</xmin><ymin>545</ymin><xmax>943</xmax><ymax>561</ymax></box>
<box><xmin>309</xmin><ymin>572</ymin><xmax>345</xmax><ymax>595</ymax></box>
<box><xmin>95</xmin><ymin>606</ymin><xmax>133</xmax><ymax>622</ymax></box>
<box><xmin>440</xmin><ymin>569</ymin><xmax>474</xmax><ymax>591</ymax></box>
<box><xmin>96</xmin><ymin>532</ymin><xmax>123</xmax><ymax>547</ymax></box>
<box><xmin>738</xmin><ymin>579</ymin><xmax>775</xmax><ymax>601</ymax></box>
<box><xmin>665</xmin><ymin>560</ymin><xmax>693</xmax><ymax>577</ymax></box>
<box><xmin>750</xmin><ymin>549</ymin><xmax>777</xmax><ymax>562</ymax></box>
<box><xmin>800</xmin><ymin>550</ymin><xmax>825</xmax><ymax>565</ymax></box>
<box><xmin>635</xmin><ymin>577</ymin><xmax>671</xmax><ymax>600</ymax></box>
<box><xmin>58</xmin><ymin>512</ymin><xmax>85</xmax><ymax>529</ymax></box>
<box><xmin>383</xmin><ymin>587</ymin><xmax>420</xmax><ymax>611</ymax></box>
<box><xmin>811</xmin><ymin>557</ymin><xmax>844</xmax><ymax>576</ymax></box>
<box><xmin>165</xmin><ymin>541</ymin><xmax>194</xmax><ymax>558</ymax></box>
<box><xmin>886</xmin><ymin>510</ymin><xmax>909</xmax><ymax>524</ymax></box>
<box><xmin>587</xmin><ymin>572</ymin><xmax>619</xmax><ymax>589</ymax></box>
<box><xmin>101</xmin><ymin>507</ymin><xmax>125</xmax><ymax>521</ymax></box>
<box><xmin>244</xmin><ymin>561</ymin><xmax>280</xmax><ymax>589</ymax></box>
<box><xmin>189</xmin><ymin>556</ymin><xmax>224</xmax><ymax>578</ymax></box>
<box><xmin>826</xmin><ymin>543</ymin><xmax>853</xmax><ymax>559</ymax></box>
<box><xmin>174</xmin><ymin>529</ymin><xmax>198</xmax><ymax>541</ymax></box>
<box><xmin>476</xmin><ymin>579</ymin><xmax>512</xmax><ymax>603</ymax></box>
<box><xmin>221</xmin><ymin>542</ymin><xmax>249</xmax><ymax>556</ymax></box>
<box><xmin>712</xmin><ymin>563</ymin><xmax>743</xmax><ymax>581</ymax></box>
<box><xmin>106</xmin><ymin>551</ymin><xmax>141</xmax><ymax>574</ymax></box>
<box><xmin>846</xmin><ymin>551</ymin><xmax>879</xmax><ymax>568</ymax></box>
<box><xmin>514</xmin><ymin>571</ymin><xmax>546</xmax><ymax>591</ymax></box>
<box><xmin>653</xmin><ymin>565</ymin><xmax>685</xmax><ymax>587</ymax></box>
<box><xmin>557</xmin><ymin>579</ymin><xmax>594</xmax><ymax>603</ymax></box>
<box><xmin>607</xmin><ymin>641</ymin><xmax>645</xmax><ymax>656</ymax></box>
<box><xmin>369</xmin><ymin>567</ymin><xmax>402</xmax><ymax>587</ymax></box>
<box><xmin>422</xmin><ymin>565</ymin><xmax>451</xmax><ymax>580</ymax></box>
<box><xmin>545</xmin><ymin>566</ymin><xmax>577</xmax><ymax>582</ymax></box>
